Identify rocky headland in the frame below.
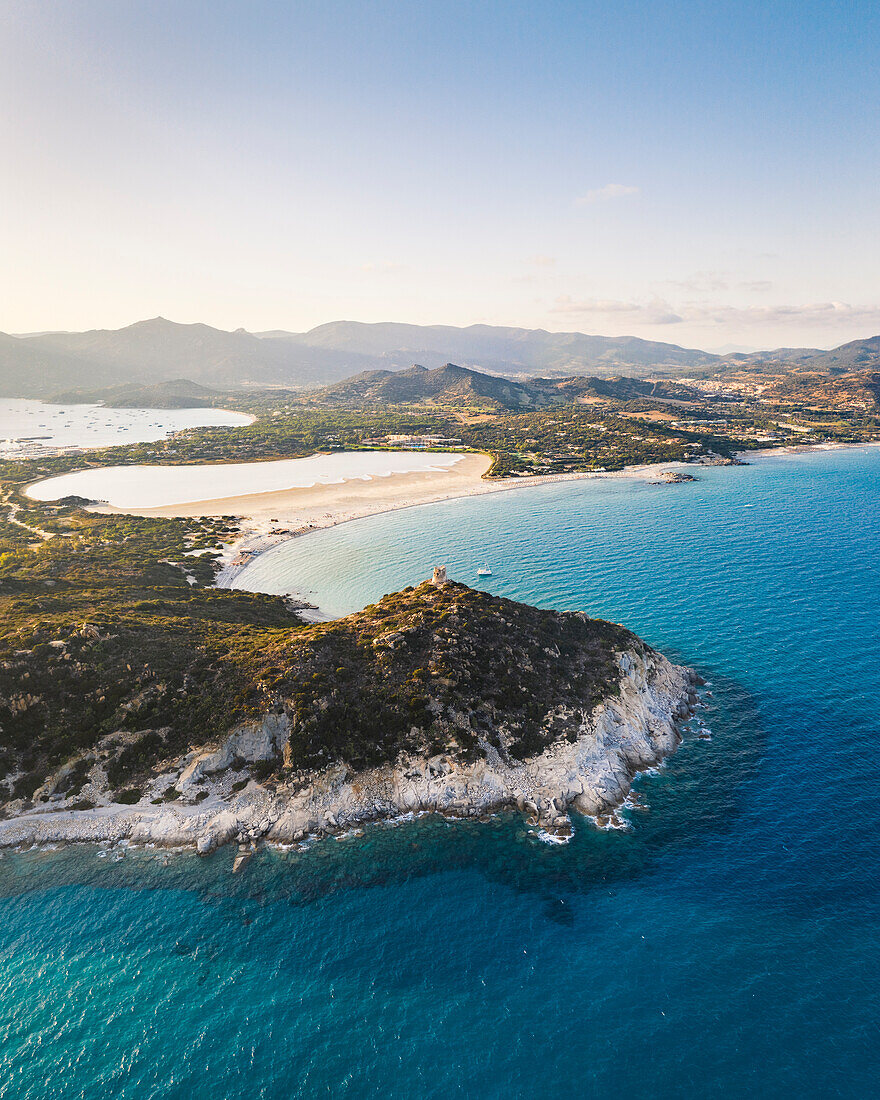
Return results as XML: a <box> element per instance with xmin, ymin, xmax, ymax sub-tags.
<box><xmin>0</xmin><ymin>572</ymin><xmax>699</xmax><ymax>852</ymax></box>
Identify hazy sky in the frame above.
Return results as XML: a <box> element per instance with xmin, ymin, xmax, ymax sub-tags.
<box><xmin>2</xmin><ymin>0</ymin><xmax>879</xmax><ymax>349</ymax></box>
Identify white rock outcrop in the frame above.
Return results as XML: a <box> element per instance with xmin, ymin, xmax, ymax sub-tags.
<box><xmin>0</xmin><ymin>646</ymin><xmax>696</xmax><ymax>852</ymax></box>
<box><xmin>175</xmin><ymin>713</ymin><xmax>289</xmax><ymax>797</ymax></box>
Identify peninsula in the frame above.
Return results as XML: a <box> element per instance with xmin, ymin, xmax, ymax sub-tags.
<box><xmin>0</xmin><ymin>562</ymin><xmax>698</xmax><ymax>851</ymax></box>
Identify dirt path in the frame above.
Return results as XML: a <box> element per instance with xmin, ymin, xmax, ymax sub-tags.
<box><xmin>2</xmin><ymin>490</ymin><xmax>55</xmax><ymax>542</ymax></box>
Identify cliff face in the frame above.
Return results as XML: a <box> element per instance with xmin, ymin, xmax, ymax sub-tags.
<box><xmin>0</xmin><ymin>578</ymin><xmax>664</xmax><ymax>806</ymax></box>
<box><xmin>0</xmin><ymin>592</ymin><xmax>699</xmax><ymax>850</ymax></box>
<box><xmin>261</xmin><ymin>643</ymin><xmax>693</xmax><ymax>844</ymax></box>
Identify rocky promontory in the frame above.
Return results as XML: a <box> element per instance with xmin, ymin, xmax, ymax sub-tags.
<box><xmin>0</xmin><ymin>572</ymin><xmax>699</xmax><ymax>851</ymax></box>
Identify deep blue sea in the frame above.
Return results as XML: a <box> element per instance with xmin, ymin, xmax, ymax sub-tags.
<box><xmin>3</xmin><ymin>448</ymin><xmax>879</xmax><ymax>1099</ymax></box>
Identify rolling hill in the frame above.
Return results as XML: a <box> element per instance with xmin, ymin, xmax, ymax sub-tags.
<box><xmin>0</xmin><ymin>332</ymin><xmax>106</xmax><ymax>397</ymax></box>
<box><xmin>789</xmin><ymin>336</ymin><xmax>880</xmax><ymax>374</ymax></box>
<box><xmin>0</xmin><ymin>318</ymin><xmax>378</xmax><ymax>397</ymax></box>
<box><xmin>313</xmin><ymin>363</ymin><xmax>705</xmax><ymax>409</ymax></box>
<box><xmin>315</xmin><ymin>364</ymin><xmax>539</xmax><ymax>408</ymax></box>
<box><xmin>746</xmin><ymin>370</ymin><xmax>880</xmax><ymax>411</ymax></box>
<box><xmin>47</xmin><ymin>379</ymin><xmax>221</xmax><ymax>408</ymax></box>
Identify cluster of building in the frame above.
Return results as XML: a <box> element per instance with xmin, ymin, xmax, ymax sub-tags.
<box><xmin>0</xmin><ymin>438</ymin><xmax>85</xmax><ymax>460</ymax></box>
<box><xmin>363</xmin><ymin>434</ymin><xmax>462</xmax><ymax>449</ymax></box>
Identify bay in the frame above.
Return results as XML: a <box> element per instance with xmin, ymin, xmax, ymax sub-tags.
<box><xmin>3</xmin><ymin>447</ymin><xmax>879</xmax><ymax>1098</ymax></box>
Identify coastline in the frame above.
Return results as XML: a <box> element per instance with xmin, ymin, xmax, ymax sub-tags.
<box><xmin>213</xmin><ymin>439</ymin><xmax>880</xmax><ymax>595</ymax></box>
<box><xmin>32</xmin><ymin>449</ymin><xmax>727</xmax><ymax>592</ymax></box>
<box><xmin>0</xmin><ymin>401</ymin><xmax>255</xmax><ymax>460</ymax></box>
<box><xmin>0</xmin><ymin>646</ymin><xmax>700</xmax><ymax>854</ymax></box>
<box><xmin>207</xmin><ymin>454</ymin><xmax>712</xmax><ymax>590</ymax></box>
<box><xmin>26</xmin><ymin>436</ymin><xmax>879</xmax><ymax>604</ymax></box>
<box><xmin>3</xmin><ymin>438</ymin><xmax>873</xmax><ymax>857</ymax></box>
<box><xmin>737</xmin><ymin>439</ymin><xmax>880</xmax><ymax>461</ymax></box>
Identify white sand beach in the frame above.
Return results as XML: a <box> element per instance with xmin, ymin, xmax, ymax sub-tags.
<box><xmin>181</xmin><ymin>454</ymin><xmax>698</xmax><ymax>588</ymax></box>
<box><xmin>26</xmin><ymin>448</ymin><xmax>716</xmax><ymax>592</ymax></box>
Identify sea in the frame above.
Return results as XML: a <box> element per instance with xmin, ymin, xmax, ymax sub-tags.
<box><xmin>0</xmin><ymin>398</ymin><xmax>251</xmax><ymax>454</ymax></box>
<box><xmin>2</xmin><ymin>446</ymin><xmax>878</xmax><ymax>1098</ymax></box>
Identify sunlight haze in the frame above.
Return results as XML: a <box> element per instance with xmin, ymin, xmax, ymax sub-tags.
<box><xmin>2</xmin><ymin>0</ymin><xmax>879</xmax><ymax>347</ymax></box>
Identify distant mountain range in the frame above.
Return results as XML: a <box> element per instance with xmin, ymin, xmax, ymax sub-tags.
<box><xmin>1</xmin><ymin>317</ymin><xmax>879</xmax><ymax>399</ymax></box>
<box><xmin>0</xmin><ymin>318</ymin><xmax>719</xmax><ymax>396</ymax></box>
<box><xmin>262</xmin><ymin>321</ymin><xmax>719</xmax><ymax>378</ymax></box>
<box><xmin>788</xmin><ymin>335</ymin><xmax>880</xmax><ymax>374</ymax></box>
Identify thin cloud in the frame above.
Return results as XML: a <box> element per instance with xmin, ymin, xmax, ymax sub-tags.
<box><xmin>551</xmin><ymin>296</ymin><xmax>880</xmax><ymax>330</ymax></box>
<box><xmin>552</xmin><ymin>296</ymin><xmax>682</xmax><ymax>325</ymax></box>
<box><xmin>666</xmin><ymin>274</ymin><xmax>774</xmax><ymax>295</ymax></box>
<box><xmin>682</xmin><ymin>301</ymin><xmax>880</xmax><ymax>327</ymax></box>
<box><xmin>668</xmin><ymin>271</ymin><xmax>730</xmax><ymax>293</ymax></box>
<box><xmin>360</xmin><ymin>262</ymin><xmax>408</xmax><ymax>274</ymax></box>
<box><xmin>529</xmin><ymin>255</ymin><xmax>557</xmax><ymax>267</ymax></box>
<box><xmin>575</xmin><ymin>183</ymin><xmax>639</xmax><ymax>205</ymax></box>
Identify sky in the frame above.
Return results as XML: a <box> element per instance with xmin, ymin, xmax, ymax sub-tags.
<box><xmin>1</xmin><ymin>0</ymin><xmax>879</xmax><ymax>350</ymax></box>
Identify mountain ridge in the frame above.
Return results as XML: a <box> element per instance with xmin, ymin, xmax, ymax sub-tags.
<box><xmin>313</xmin><ymin>362</ymin><xmax>704</xmax><ymax>409</ymax></box>
<box><xmin>2</xmin><ymin>317</ymin><xmax>879</xmax><ymax>398</ymax></box>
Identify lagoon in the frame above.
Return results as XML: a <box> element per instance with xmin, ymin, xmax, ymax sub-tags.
<box><xmin>26</xmin><ymin>450</ymin><xmax>466</xmax><ymax>509</ymax></box>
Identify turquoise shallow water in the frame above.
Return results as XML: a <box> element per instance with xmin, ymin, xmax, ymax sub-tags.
<box><xmin>3</xmin><ymin>448</ymin><xmax>879</xmax><ymax>1098</ymax></box>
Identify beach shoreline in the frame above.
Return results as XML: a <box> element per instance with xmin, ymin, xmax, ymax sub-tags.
<box><xmin>210</xmin><ymin>440</ymin><xmax>880</xmax><ymax>596</ymax></box>
<box><xmin>203</xmin><ymin>454</ymin><xmax>714</xmax><ymax>591</ymax></box>
<box><xmin>30</xmin><ymin>438</ymin><xmax>880</xmax><ymax>603</ymax></box>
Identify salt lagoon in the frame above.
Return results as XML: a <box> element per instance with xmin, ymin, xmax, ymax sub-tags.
<box><xmin>0</xmin><ymin>398</ymin><xmax>251</xmax><ymax>454</ymax></box>
<box><xmin>26</xmin><ymin>450</ymin><xmax>467</xmax><ymax>509</ymax></box>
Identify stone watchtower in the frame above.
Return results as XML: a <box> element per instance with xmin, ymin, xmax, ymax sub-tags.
<box><xmin>430</xmin><ymin>565</ymin><xmax>448</xmax><ymax>587</ymax></box>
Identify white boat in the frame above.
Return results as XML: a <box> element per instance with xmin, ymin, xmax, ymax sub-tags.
<box><xmin>477</xmin><ymin>564</ymin><xmax>492</xmax><ymax>576</ymax></box>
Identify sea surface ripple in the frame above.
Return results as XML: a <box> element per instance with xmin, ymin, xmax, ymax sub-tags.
<box><xmin>2</xmin><ymin>448</ymin><xmax>879</xmax><ymax>1098</ymax></box>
